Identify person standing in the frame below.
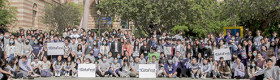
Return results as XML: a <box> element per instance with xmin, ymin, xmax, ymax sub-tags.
<box><xmin>110</xmin><ymin>37</ymin><xmax>122</xmax><ymax>58</ymax></box>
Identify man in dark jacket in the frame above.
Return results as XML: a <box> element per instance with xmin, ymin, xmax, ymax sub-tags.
<box><xmin>110</xmin><ymin>36</ymin><xmax>122</xmax><ymax>57</ymax></box>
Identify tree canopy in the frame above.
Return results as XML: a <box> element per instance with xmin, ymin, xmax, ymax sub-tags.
<box><xmin>98</xmin><ymin>0</ymin><xmax>280</xmax><ymax>37</ymax></box>
<box><xmin>41</xmin><ymin>2</ymin><xmax>83</xmax><ymax>32</ymax></box>
<box><xmin>0</xmin><ymin>0</ymin><xmax>18</xmax><ymax>26</ymax></box>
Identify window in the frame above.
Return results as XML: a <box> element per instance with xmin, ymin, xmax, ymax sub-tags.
<box><xmin>32</xmin><ymin>10</ymin><xmax>37</xmax><ymax>27</ymax></box>
<box><xmin>121</xmin><ymin>19</ymin><xmax>129</xmax><ymax>29</ymax></box>
<box><xmin>74</xmin><ymin>0</ymin><xmax>79</xmax><ymax>4</ymax></box>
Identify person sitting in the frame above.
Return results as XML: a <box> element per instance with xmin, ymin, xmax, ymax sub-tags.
<box><xmin>219</xmin><ymin>61</ymin><xmax>231</xmax><ymax>79</ymax></box>
<box><xmin>72</xmin><ymin>58</ymin><xmax>81</xmax><ymax>77</ymax></box>
<box><xmin>19</xmin><ymin>55</ymin><xmax>37</xmax><ymax>79</ymax></box>
<box><xmin>109</xmin><ymin>58</ymin><xmax>120</xmax><ymax>77</ymax></box>
<box><xmin>189</xmin><ymin>58</ymin><xmax>200</xmax><ymax>79</ymax></box>
<box><xmin>96</xmin><ymin>55</ymin><xmax>110</xmax><ymax>77</ymax></box>
<box><xmin>52</xmin><ymin>56</ymin><xmax>64</xmax><ymax>77</ymax></box>
<box><xmin>0</xmin><ymin>59</ymin><xmax>14</xmax><ymax>80</ymax></box>
<box><xmin>149</xmin><ymin>55</ymin><xmax>163</xmax><ymax>77</ymax></box>
<box><xmin>30</xmin><ymin>57</ymin><xmax>41</xmax><ymax>75</ymax></box>
<box><xmin>130</xmin><ymin>57</ymin><xmax>140</xmax><ymax>78</ymax></box>
<box><xmin>64</xmin><ymin>56</ymin><xmax>74</xmax><ymax>77</ymax></box>
<box><xmin>118</xmin><ymin>56</ymin><xmax>131</xmax><ymax>78</ymax></box>
<box><xmin>247</xmin><ymin>61</ymin><xmax>261</xmax><ymax>78</ymax></box>
<box><xmin>212</xmin><ymin>61</ymin><xmax>220</xmax><ymax>79</ymax></box>
<box><xmin>163</xmin><ymin>57</ymin><xmax>177</xmax><ymax>78</ymax></box>
<box><xmin>39</xmin><ymin>56</ymin><xmax>51</xmax><ymax>77</ymax></box>
<box><xmin>4</xmin><ymin>58</ymin><xmax>23</xmax><ymax>79</ymax></box>
<box><xmin>200</xmin><ymin>59</ymin><xmax>211</xmax><ymax>79</ymax></box>
<box><xmin>263</xmin><ymin>59</ymin><xmax>279</xmax><ymax>80</ymax></box>
<box><xmin>233</xmin><ymin>57</ymin><xmax>245</xmax><ymax>79</ymax></box>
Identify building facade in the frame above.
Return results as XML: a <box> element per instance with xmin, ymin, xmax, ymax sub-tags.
<box><xmin>9</xmin><ymin>0</ymin><xmax>132</xmax><ymax>32</ymax></box>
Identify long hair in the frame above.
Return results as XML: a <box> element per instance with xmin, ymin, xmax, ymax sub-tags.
<box><xmin>133</xmin><ymin>40</ymin><xmax>140</xmax><ymax>51</ymax></box>
<box><xmin>219</xmin><ymin>61</ymin><xmax>230</xmax><ymax>72</ymax></box>
<box><xmin>77</xmin><ymin>44</ymin><xmax>82</xmax><ymax>52</ymax></box>
<box><xmin>93</xmin><ymin>40</ymin><xmax>99</xmax><ymax>48</ymax></box>
<box><xmin>249</xmin><ymin>60</ymin><xmax>257</xmax><ymax>74</ymax></box>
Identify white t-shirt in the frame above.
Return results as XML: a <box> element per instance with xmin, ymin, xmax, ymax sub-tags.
<box><xmin>40</xmin><ymin>61</ymin><xmax>51</xmax><ymax>70</ymax></box>
<box><xmin>31</xmin><ymin>61</ymin><xmax>41</xmax><ymax>68</ymax></box>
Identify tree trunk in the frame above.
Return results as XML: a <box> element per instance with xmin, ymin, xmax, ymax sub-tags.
<box><xmin>260</xmin><ymin>8</ymin><xmax>280</xmax><ymax>31</ymax></box>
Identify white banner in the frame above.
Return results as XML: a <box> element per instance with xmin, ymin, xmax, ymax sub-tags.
<box><xmin>214</xmin><ymin>48</ymin><xmax>231</xmax><ymax>61</ymax></box>
<box><xmin>139</xmin><ymin>64</ymin><xmax>156</xmax><ymax>78</ymax></box>
<box><xmin>47</xmin><ymin>42</ymin><xmax>64</xmax><ymax>55</ymax></box>
<box><xmin>78</xmin><ymin>64</ymin><xmax>96</xmax><ymax>78</ymax></box>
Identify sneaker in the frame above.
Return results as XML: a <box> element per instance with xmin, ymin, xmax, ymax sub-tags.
<box><xmin>191</xmin><ymin>75</ymin><xmax>195</xmax><ymax>79</ymax></box>
<box><xmin>126</xmin><ymin>75</ymin><xmax>130</xmax><ymax>78</ymax></box>
<box><xmin>65</xmin><ymin>73</ymin><xmax>67</xmax><ymax>76</ymax></box>
<box><xmin>163</xmin><ymin>75</ymin><xmax>167</xmax><ymax>78</ymax></box>
<box><xmin>58</xmin><ymin>73</ymin><xmax>61</xmax><ymax>77</ymax></box>
<box><xmin>96</xmin><ymin>74</ymin><xmax>99</xmax><ymax>77</ymax></box>
<box><xmin>105</xmin><ymin>75</ymin><xmax>109</xmax><ymax>77</ymax></box>
<box><xmin>136</xmin><ymin>75</ymin><xmax>139</xmax><ymax>78</ymax></box>
<box><xmin>75</xmin><ymin>74</ymin><xmax>78</xmax><ymax>77</ymax></box>
<box><xmin>115</xmin><ymin>75</ymin><xmax>119</xmax><ymax>78</ymax></box>
<box><xmin>110</xmin><ymin>75</ymin><xmax>112</xmax><ymax>78</ymax></box>
<box><xmin>196</xmin><ymin>75</ymin><xmax>199</xmax><ymax>79</ymax></box>
<box><xmin>172</xmin><ymin>76</ymin><xmax>176</xmax><ymax>78</ymax></box>
<box><xmin>121</xmin><ymin>76</ymin><xmax>124</xmax><ymax>78</ymax></box>
<box><xmin>55</xmin><ymin>72</ymin><xmax>57</xmax><ymax>77</ymax></box>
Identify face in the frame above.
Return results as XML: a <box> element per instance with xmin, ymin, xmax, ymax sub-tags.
<box><xmin>57</xmin><ymin>56</ymin><xmax>62</xmax><ymax>61</ymax></box>
<box><xmin>34</xmin><ymin>58</ymin><xmax>38</xmax><ymax>62</ymax></box>
<box><xmin>135</xmin><ymin>57</ymin><xmax>139</xmax><ymax>62</ymax></box>
<box><xmin>192</xmin><ymin>59</ymin><xmax>196</xmax><ymax>64</ymax></box>
<box><xmin>22</xmin><ymin>58</ymin><xmax>26</xmax><ymax>62</ymax></box>
<box><xmin>258</xmin><ymin>53</ymin><xmax>262</xmax><ymax>59</ymax></box>
<box><xmin>203</xmin><ymin>60</ymin><xmax>207</xmax><ymax>64</ymax></box>
<box><xmin>267</xmin><ymin>61</ymin><xmax>273</xmax><ymax>68</ymax></box>
<box><xmin>222</xmin><ymin>62</ymin><xmax>226</xmax><ymax>66</ymax></box>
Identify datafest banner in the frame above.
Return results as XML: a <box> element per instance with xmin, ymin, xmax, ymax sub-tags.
<box><xmin>47</xmin><ymin>42</ymin><xmax>64</xmax><ymax>55</ymax></box>
<box><xmin>78</xmin><ymin>64</ymin><xmax>96</xmax><ymax>78</ymax></box>
<box><xmin>214</xmin><ymin>48</ymin><xmax>231</xmax><ymax>61</ymax></box>
<box><xmin>139</xmin><ymin>64</ymin><xmax>156</xmax><ymax>78</ymax></box>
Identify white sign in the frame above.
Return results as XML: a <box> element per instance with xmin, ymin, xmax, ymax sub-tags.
<box><xmin>214</xmin><ymin>48</ymin><xmax>231</xmax><ymax>61</ymax></box>
<box><xmin>78</xmin><ymin>64</ymin><xmax>96</xmax><ymax>78</ymax></box>
<box><xmin>139</xmin><ymin>64</ymin><xmax>156</xmax><ymax>78</ymax></box>
<box><xmin>133</xmin><ymin>51</ymin><xmax>139</xmax><ymax>57</ymax></box>
<box><xmin>47</xmin><ymin>42</ymin><xmax>64</xmax><ymax>55</ymax></box>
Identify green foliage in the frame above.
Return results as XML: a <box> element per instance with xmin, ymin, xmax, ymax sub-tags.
<box><xmin>223</xmin><ymin>0</ymin><xmax>280</xmax><ymax>31</ymax></box>
<box><xmin>41</xmin><ymin>2</ymin><xmax>83</xmax><ymax>32</ymax></box>
<box><xmin>263</xmin><ymin>24</ymin><xmax>280</xmax><ymax>38</ymax></box>
<box><xmin>172</xmin><ymin>25</ymin><xmax>189</xmax><ymax>37</ymax></box>
<box><xmin>0</xmin><ymin>0</ymin><xmax>18</xmax><ymax>25</ymax></box>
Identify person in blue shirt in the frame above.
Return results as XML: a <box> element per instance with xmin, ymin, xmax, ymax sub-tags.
<box><xmin>163</xmin><ymin>57</ymin><xmax>177</xmax><ymax>78</ymax></box>
<box><xmin>31</xmin><ymin>39</ymin><xmax>41</xmax><ymax>62</ymax></box>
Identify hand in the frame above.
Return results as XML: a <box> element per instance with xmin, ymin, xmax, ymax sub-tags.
<box><xmin>169</xmin><ymin>74</ymin><xmax>172</xmax><ymax>78</ymax></box>
<box><xmin>220</xmin><ymin>72</ymin><xmax>223</xmax><ymax>74</ymax></box>
<box><xmin>268</xmin><ymin>77</ymin><xmax>272</xmax><ymax>80</ymax></box>
<box><xmin>32</xmin><ymin>67</ymin><xmax>35</xmax><ymax>70</ymax></box>
<box><xmin>9</xmin><ymin>74</ymin><xmax>14</xmax><ymax>77</ymax></box>
<box><xmin>72</xmin><ymin>54</ymin><xmax>75</xmax><ymax>57</ymax></box>
<box><xmin>136</xmin><ymin>72</ymin><xmax>139</xmax><ymax>74</ymax></box>
<box><xmin>28</xmin><ymin>71</ymin><xmax>33</xmax><ymax>73</ymax></box>
<box><xmin>101</xmin><ymin>72</ymin><xmax>104</xmax><ymax>75</ymax></box>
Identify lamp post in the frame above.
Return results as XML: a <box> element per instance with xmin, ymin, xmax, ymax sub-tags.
<box><xmin>97</xmin><ymin>9</ymin><xmax>101</xmax><ymax>37</ymax></box>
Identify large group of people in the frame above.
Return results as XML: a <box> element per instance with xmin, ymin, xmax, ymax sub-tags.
<box><xmin>0</xmin><ymin>23</ymin><xmax>279</xmax><ymax>80</ymax></box>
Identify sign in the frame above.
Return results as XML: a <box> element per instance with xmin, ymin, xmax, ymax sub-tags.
<box><xmin>139</xmin><ymin>64</ymin><xmax>156</xmax><ymax>78</ymax></box>
<box><xmin>214</xmin><ymin>48</ymin><xmax>231</xmax><ymax>61</ymax></box>
<box><xmin>47</xmin><ymin>42</ymin><xmax>64</xmax><ymax>55</ymax></box>
<box><xmin>133</xmin><ymin>51</ymin><xmax>139</xmax><ymax>57</ymax></box>
<box><xmin>102</xmin><ymin>17</ymin><xmax>112</xmax><ymax>25</ymax></box>
<box><xmin>78</xmin><ymin>64</ymin><xmax>96</xmax><ymax>78</ymax></box>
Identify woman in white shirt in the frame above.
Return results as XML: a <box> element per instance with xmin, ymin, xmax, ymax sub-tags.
<box><xmin>75</xmin><ymin>44</ymin><xmax>84</xmax><ymax>61</ymax></box>
<box><xmin>100</xmin><ymin>40</ymin><xmax>110</xmax><ymax>56</ymax></box>
<box><xmin>53</xmin><ymin>56</ymin><xmax>64</xmax><ymax>77</ymax></box>
<box><xmin>5</xmin><ymin>38</ymin><xmax>17</xmax><ymax>62</ymax></box>
<box><xmin>247</xmin><ymin>61</ymin><xmax>261</xmax><ymax>78</ymax></box>
<box><xmin>39</xmin><ymin>56</ymin><xmax>51</xmax><ymax>77</ymax></box>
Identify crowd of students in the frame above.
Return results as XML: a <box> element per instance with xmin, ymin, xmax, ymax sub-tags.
<box><xmin>0</xmin><ymin>24</ymin><xmax>279</xmax><ymax>80</ymax></box>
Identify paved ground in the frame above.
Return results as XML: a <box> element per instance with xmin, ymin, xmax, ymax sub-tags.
<box><xmin>26</xmin><ymin>76</ymin><xmax>233</xmax><ymax>80</ymax></box>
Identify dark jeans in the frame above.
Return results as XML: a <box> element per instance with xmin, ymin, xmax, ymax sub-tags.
<box><xmin>176</xmin><ymin>68</ymin><xmax>182</xmax><ymax>77</ymax></box>
<box><xmin>96</xmin><ymin>70</ymin><xmax>110</xmax><ymax>77</ymax></box>
<box><xmin>181</xmin><ymin>67</ymin><xmax>190</xmax><ymax>77</ymax></box>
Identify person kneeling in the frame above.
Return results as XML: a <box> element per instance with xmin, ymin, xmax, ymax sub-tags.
<box><xmin>163</xmin><ymin>57</ymin><xmax>177</xmax><ymax>78</ymax></box>
<box><xmin>96</xmin><ymin>56</ymin><xmax>110</xmax><ymax>77</ymax></box>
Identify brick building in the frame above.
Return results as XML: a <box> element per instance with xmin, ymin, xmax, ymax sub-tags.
<box><xmin>9</xmin><ymin>0</ymin><xmax>132</xmax><ymax>32</ymax></box>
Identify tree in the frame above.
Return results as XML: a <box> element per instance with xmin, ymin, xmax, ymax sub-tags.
<box><xmin>223</xmin><ymin>0</ymin><xmax>280</xmax><ymax>31</ymax></box>
<box><xmin>41</xmin><ymin>2</ymin><xmax>83</xmax><ymax>32</ymax></box>
<box><xmin>0</xmin><ymin>0</ymin><xmax>18</xmax><ymax>26</ymax></box>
